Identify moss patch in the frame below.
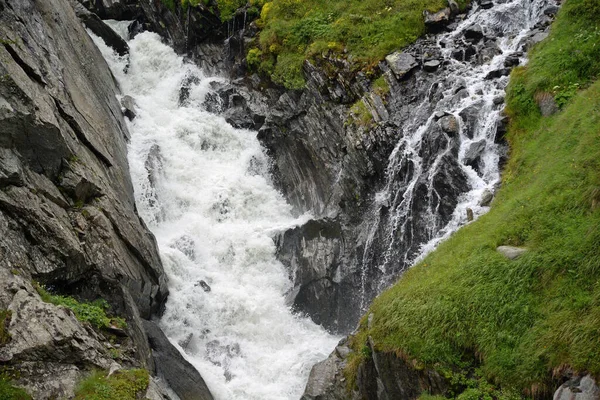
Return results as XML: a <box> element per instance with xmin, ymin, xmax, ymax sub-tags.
<box><xmin>348</xmin><ymin>0</ymin><xmax>600</xmax><ymax>396</ymax></box>
<box><xmin>74</xmin><ymin>369</ymin><xmax>149</xmax><ymax>400</ymax></box>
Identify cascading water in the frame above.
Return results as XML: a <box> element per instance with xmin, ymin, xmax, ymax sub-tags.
<box><xmin>358</xmin><ymin>0</ymin><xmax>555</xmax><ymax>305</ymax></box>
<box><xmin>91</xmin><ymin>27</ymin><xmax>338</xmax><ymax>399</ymax></box>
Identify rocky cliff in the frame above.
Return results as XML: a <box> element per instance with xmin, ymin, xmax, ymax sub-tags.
<box><xmin>0</xmin><ymin>0</ymin><xmax>211</xmax><ymax>398</ymax></box>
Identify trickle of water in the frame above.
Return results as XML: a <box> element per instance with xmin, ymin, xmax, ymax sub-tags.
<box><xmin>359</xmin><ymin>0</ymin><xmax>555</xmax><ymax>305</ymax></box>
<box><xmin>91</xmin><ymin>27</ymin><xmax>338</xmax><ymax>400</ymax></box>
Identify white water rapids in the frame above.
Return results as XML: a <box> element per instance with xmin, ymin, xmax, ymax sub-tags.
<box><xmin>91</xmin><ymin>28</ymin><xmax>338</xmax><ymax>399</ymax></box>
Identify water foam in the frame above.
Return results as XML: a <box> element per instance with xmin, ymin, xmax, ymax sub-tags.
<box><xmin>91</xmin><ymin>28</ymin><xmax>338</xmax><ymax>400</ymax></box>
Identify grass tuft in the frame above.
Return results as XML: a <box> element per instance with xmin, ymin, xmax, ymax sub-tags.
<box><xmin>74</xmin><ymin>369</ymin><xmax>149</xmax><ymax>400</ymax></box>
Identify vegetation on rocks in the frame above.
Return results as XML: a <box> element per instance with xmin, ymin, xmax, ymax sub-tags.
<box><xmin>73</xmin><ymin>369</ymin><xmax>149</xmax><ymax>400</ymax></box>
<box><xmin>0</xmin><ymin>376</ymin><xmax>31</xmax><ymax>400</ymax></box>
<box><xmin>347</xmin><ymin>0</ymin><xmax>600</xmax><ymax>396</ymax></box>
<box><xmin>248</xmin><ymin>0</ymin><xmax>468</xmax><ymax>88</ymax></box>
<box><xmin>0</xmin><ymin>310</ymin><xmax>11</xmax><ymax>347</ymax></box>
<box><xmin>34</xmin><ymin>284</ymin><xmax>126</xmax><ymax>331</ymax></box>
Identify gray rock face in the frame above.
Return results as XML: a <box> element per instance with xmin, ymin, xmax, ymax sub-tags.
<box><xmin>143</xmin><ymin>320</ymin><xmax>214</xmax><ymax>400</ymax></box>
<box><xmin>0</xmin><ymin>0</ymin><xmax>175</xmax><ymax>395</ymax></box>
<box><xmin>497</xmin><ymin>246</ymin><xmax>528</xmax><ymax>260</ymax></box>
<box><xmin>554</xmin><ymin>375</ymin><xmax>600</xmax><ymax>400</ymax></box>
<box><xmin>385</xmin><ymin>52</ymin><xmax>418</xmax><ymax>80</ymax></box>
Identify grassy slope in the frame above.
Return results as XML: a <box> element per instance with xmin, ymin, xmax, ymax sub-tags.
<box><xmin>349</xmin><ymin>0</ymin><xmax>600</xmax><ymax>396</ymax></box>
<box><xmin>249</xmin><ymin>0</ymin><xmax>468</xmax><ymax>88</ymax></box>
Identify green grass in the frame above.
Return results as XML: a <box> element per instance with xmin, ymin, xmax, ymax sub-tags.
<box><xmin>251</xmin><ymin>0</ymin><xmax>469</xmax><ymax>88</ymax></box>
<box><xmin>347</xmin><ymin>0</ymin><xmax>600</xmax><ymax>396</ymax></box>
<box><xmin>34</xmin><ymin>283</ymin><xmax>126</xmax><ymax>331</ymax></box>
<box><xmin>0</xmin><ymin>376</ymin><xmax>31</xmax><ymax>400</ymax></box>
<box><xmin>74</xmin><ymin>369</ymin><xmax>149</xmax><ymax>400</ymax></box>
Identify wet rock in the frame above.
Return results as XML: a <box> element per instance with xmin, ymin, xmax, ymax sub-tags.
<box><xmin>195</xmin><ymin>280</ymin><xmax>211</xmax><ymax>292</ymax></box>
<box><xmin>458</xmin><ymin>102</ymin><xmax>483</xmax><ymax>139</ymax></box>
<box><xmin>466</xmin><ymin>208</ymin><xmax>474</xmax><ymax>221</ymax></box>
<box><xmin>503</xmin><ymin>53</ymin><xmax>520</xmax><ymax>68</ymax></box>
<box><xmin>439</xmin><ymin>115</ymin><xmax>459</xmax><ymax>135</ymax></box>
<box><xmin>485</xmin><ymin>68</ymin><xmax>511</xmax><ymax>80</ymax></box>
<box><xmin>497</xmin><ymin>246</ymin><xmax>528</xmax><ymax>260</ymax></box>
<box><xmin>554</xmin><ymin>375</ymin><xmax>600</xmax><ymax>400</ymax></box>
<box><xmin>493</xmin><ymin>95</ymin><xmax>505</xmax><ymax>105</ymax></box>
<box><xmin>71</xmin><ymin>1</ymin><xmax>129</xmax><ymax>56</ymax></box>
<box><xmin>544</xmin><ymin>5</ymin><xmax>560</xmax><ymax>16</ymax></box>
<box><xmin>301</xmin><ymin>344</ymin><xmax>359</xmax><ymax>400</ymax></box>
<box><xmin>385</xmin><ymin>52</ymin><xmax>418</xmax><ymax>80</ymax></box>
<box><xmin>477</xmin><ymin>41</ymin><xmax>502</xmax><ymax>64</ymax></box>
<box><xmin>448</xmin><ymin>0</ymin><xmax>460</xmax><ymax>15</ymax></box>
<box><xmin>143</xmin><ymin>320</ymin><xmax>214</xmax><ymax>400</ymax></box>
<box><xmin>424</xmin><ymin>8</ymin><xmax>452</xmax><ymax>32</ymax></box>
<box><xmin>495</xmin><ymin>115</ymin><xmax>509</xmax><ymax>143</ymax></box>
<box><xmin>480</xmin><ymin>0</ymin><xmax>494</xmax><ymax>9</ymax></box>
<box><xmin>424</xmin><ymin>60</ymin><xmax>441</xmax><ymax>72</ymax></box>
<box><xmin>464</xmin><ymin>139</ymin><xmax>486</xmax><ymax>172</ymax></box>
<box><xmin>174</xmin><ymin>235</ymin><xmax>195</xmax><ymax>260</ymax></box>
<box><xmin>120</xmin><ymin>95</ymin><xmax>136</xmax><ymax>120</ymax></box>
<box><xmin>464</xmin><ymin>24</ymin><xmax>484</xmax><ymax>42</ymax></box>
<box><xmin>477</xmin><ymin>190</ymin><xmax>493</xmax><ymax>207</ymax></box>
<box><xmin>520</xmin><ymin>30</ymin><xmax>549</xmax><ymax>51</ymax></box>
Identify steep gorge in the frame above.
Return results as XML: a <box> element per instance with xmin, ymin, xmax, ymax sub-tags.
<box><xmin>1</xmin><ymin>0</ymin><xmax>598</xmax><ymax>398</ymax></box>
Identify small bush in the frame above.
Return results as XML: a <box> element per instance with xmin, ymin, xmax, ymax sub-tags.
<box><xmin>74</xmin><ymin>369</ymin><xmax>149</xmax><ymax>400</ymax></box>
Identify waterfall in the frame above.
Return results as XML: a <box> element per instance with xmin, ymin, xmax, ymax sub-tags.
<box><xmin>358</xmin><ymin>0</ymin><xmax>554</xmax><ymax>305</ymax></box>
<box><xmin>91</xmin><ymin>27</ymin><xmax>338</xmax><ymax>400</ymax></box>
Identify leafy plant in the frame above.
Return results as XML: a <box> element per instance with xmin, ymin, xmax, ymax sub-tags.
<box><xmin>0</xmin><ymin>375</ymin><xmax>31</xmax><ymax>400</ymax></box>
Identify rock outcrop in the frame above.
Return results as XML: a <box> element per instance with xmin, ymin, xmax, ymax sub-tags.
<box><xmin>0</xmin><ymin>0</ymin><xmax>187</xmax><ymax>396</ymax></box>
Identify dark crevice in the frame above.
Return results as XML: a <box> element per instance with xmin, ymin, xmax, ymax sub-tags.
<box><xmin>52</xmin><ymin>98</ymin><xmax>113</xmax><ymax>168</ymax></box>
<box><xmin>3</xmin><ymin>43</ymin><xmax>46</xmax><ymax>86</ymax></box>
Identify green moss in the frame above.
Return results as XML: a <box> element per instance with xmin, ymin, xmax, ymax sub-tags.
<box><xmin>349</xmin><ymin>0</ymin><xmax>600</xmax><ymax>396</ymax></box>
<box><xmin>348</xmin><ymin>99</ymin><xmax>373</xmax><ymax>127</ymax></box>
<box><xmin>74</xmin><ymin>369</ymin><xmax>149</xmax><ymax>400</ymax></box>
<box><xmin>251</xmin><ymin>0</ymin><xmax>469</xmax><ymax>88</ymax></box>
<box><xmin>373</xmin><ymin>75</ymin><xmax>390</xmax><ymax>96</ymax></box>
<box><xmin>0</xmin><ymin>311</ymin><xmax>11</xmax><ymax>347</ymax></box>
<box><xmin>34</xmin><ymin>283</ymin><xmax>126</xmax><ymax>331</ymax></box>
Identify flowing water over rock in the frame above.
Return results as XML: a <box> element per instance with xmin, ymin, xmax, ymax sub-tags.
<box><xmin>92</xmin><ymin>28</ymin><xmax>338</xmax><ymax>400</ymax></box>
<box><xmin>357</xmin><ymin>0</ymin><xmax>555</xmax><ymax>304</ymax></box>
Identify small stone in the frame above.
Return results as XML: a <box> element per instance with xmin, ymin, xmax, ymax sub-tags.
<box><xmin>424</xmin><ymin>60</ymin><xmax>441</xmax><ymax>72</ymax></box>
<box><xmin>536</xmin><ymin>92</ymin><xmax>558</xmax><ymax>116</ymax></box>
<box><xmin>120</xmin><ymin>95</ymin><xmax>137</xmax><ymax>120</ymax></box>
<box><xmin>493</xmin><ymin>96</ymin><xmax>505</xmax><ymax>105</ymax></box>
<box><xmin>434</xmin><ymin>111</ymin><xmax>447</xmax><ymax>119</ymax></box>
<box><xmin>439</xmin><ymin>115</ymin><xmax>459</xmax><ymax>135</ymax></box>
<box><xmin>479</xmin><ymin>189</ymin><xmax>493</xmax><ymax>206</ymax></box>
<box><xmin>485</xmin><ymin>68</ymin><xmax>511</xmax><ymax>80</ymax></box>
<box><xmin>497</xmin><ymin>246</ymin><xmax>528</xmax><ymax>260</ymax></box>
<box><xmin>480</xmin><ymin>0</ymin><xmax>494</xmax><ymax>9</ymax></box>
<box><xmin>195</xmin><ymin>280</ymin><xmax>211</xmax><ymax>292</ymax></box>
<box><xmin>466</xmin><ymin>208</ymin><xmax>474</xmax><ymax>221</ymax></box>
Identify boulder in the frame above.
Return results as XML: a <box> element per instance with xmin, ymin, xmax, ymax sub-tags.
<box><xmin>464</xmin><ymin>139</ymin><xmax>486</xmax><ymax>172</ymax></box>
<box><xmin>479</xmin><ymin>189</ymin><xmax>494</xmax><ymax>207</ymax></box>
<box><xmin>480</xmin><ymin>0</ymin><xmax>494</xmax><ymax>9</ymax></box>
<box><xmin>464</xmin><ymin>24</ymin><xmax>484</xmax><ymax>42</ymax></box>
<box><xmin>485</xmin><ymin>68</ymin><xmax>511</xmax><ymax>80</ymax></box>
<box><xmin>497</xmin><ymin>246</ymin><xmax>528</xmax><ymax>260</ymax></box>
<box><xmin>554</xmin><ymin>375</ymin><xmax>600</xmax><ymax>400</ymax></box>
<box><xmin>424</xmin><ymin>8</ymin><xmax>452</xmax><ymax>32</ymax></box>
<box><xmin>143</xmin><ymin>320</ymin><xmax>214</xmax><ymax>400</ymax></box>
<box><xmin>385</xmin><ymin>52</ymin><xmax>418</xmax><ymax>80</ymax></box>
<box><xmin>71</xmin><ymin>1</ymin><xmax>129</xmax><ymax>56</ymax></box>
<box><xmin>424</xmin><ymin>60</ymin><xmax>441</xmax><ymax>72</ymax></box>
<box><xmin>439</xmin><ymin>115</ymin><xmax>459</xmax><ymax>135</ymax></box>
<box><xmin>120</xmin><ymin>95</ymin><xmax>137</xmax><ymax>120</ymax></box>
